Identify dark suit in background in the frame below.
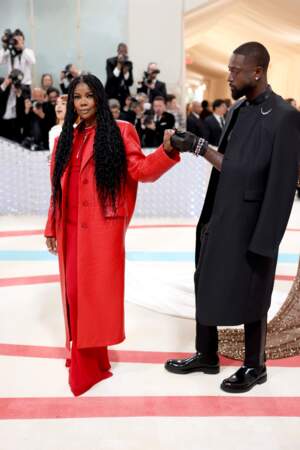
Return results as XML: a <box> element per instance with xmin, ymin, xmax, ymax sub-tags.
<box><xmin>105</xmin><ymin>57</ymin><xmax>133</xmax><ymax>107</ymax></box>
<box><xmin>0</xmin><ymin>84</ymin><xmax>25</xmax><ymax>142</ymax></box>
<box><xmin>186</xmin><ymin>112</ymin><xmax>206</xmax><ymax>138</ymax></box>
<box><xmin>204</xmin><ymin>114</ymin><xmax>224</xmax><ymax>146</ymax></box>
<box><xmin>137</xmin><ymin>80</ymin><xmax>167</xmax><ymax>103</ymax></box>
<box><xmin>154</xmin><ymin>111</ymin><xmax>175</xmax><ymax>145</ymax></box>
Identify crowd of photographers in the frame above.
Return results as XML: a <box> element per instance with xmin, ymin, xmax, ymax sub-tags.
<box><xmin>4</xmin><ymin>31</ymin><xmax>298</xmax><ymax>153</ymax></box>
<box><xmin>0</xmin><ymin>33</ymin><xmax>188</xmax><ymax>150</ymax></box>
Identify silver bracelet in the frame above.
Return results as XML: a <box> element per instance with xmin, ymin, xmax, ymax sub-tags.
<box><xmin>194</xmin><ymin>137</ymin><xmax>208</xmax><ymax>157</ymax></box>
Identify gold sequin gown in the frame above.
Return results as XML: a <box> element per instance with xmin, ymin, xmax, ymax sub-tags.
<box><xmin>219</xmin><ymin>258</ymin><xmax>300</xmax><ymax>359</ymax></box>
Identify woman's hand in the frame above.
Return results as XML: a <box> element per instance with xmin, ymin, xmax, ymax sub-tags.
<box><xmin>163</xmin><ymin>129</ymin><xmax>176</xmax><ymax>153</ymax></box>
<box><xmin>46</xmin><ymin>237</ymin><xmax>57</xmax><ymax>255</ymax></box>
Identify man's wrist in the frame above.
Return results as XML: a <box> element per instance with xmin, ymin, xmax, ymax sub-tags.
<box><xmin>194</xmin><ymin>138</ymin><xmax>209</xmax><ymax>157</ymax></box>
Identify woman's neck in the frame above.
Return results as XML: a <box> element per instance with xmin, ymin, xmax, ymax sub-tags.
<box><xmin>84</xmin><ymin>118</ymin><xmax>96</xmax><ymax>128</ymax></box>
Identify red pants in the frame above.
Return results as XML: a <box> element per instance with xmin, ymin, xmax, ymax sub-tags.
<box><xmin>65</xmin><ymin>153</ymin><xmax>112</xmax><ymax>397</ymax></box>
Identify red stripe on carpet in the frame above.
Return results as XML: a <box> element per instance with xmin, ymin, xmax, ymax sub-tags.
<box><xmin>0</xmin><ymin>273</ymin><xmax>295</xmax><ymax>288</ymax></box>
<box><xmin>1</xmin><ymin>343</ymin><xmax>300</xmax><ymax>367</ymax></box>
<box><xmin>0</xmin><ymin>396</ymin><xmax>299</xmax><ymax>419</ymax></box>
<box><xmin>275</xmin><ymin>275</ymin><xmax>295</xmax><ymax>281</ymax></box>
<box><xmin>0</xmin><ymin>226</ymin><xmax>299</xmax><ymax>238</ymax></box>
<box><xmin>0</xmin><ymin>274</ymin><xmax>59</xmax><ymax>287</ymax></box>
<box><xmin>0</xmin><ymin>230</ymin><xmax>44</xmax><ymax>238</ymax></box>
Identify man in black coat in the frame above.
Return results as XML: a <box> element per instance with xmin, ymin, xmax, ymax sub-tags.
<box><xmin>105</xmin><ymin>43</ymin><xmax>133</xmax><ymax>108</ymax></box>
<box><xmin>137</xmin><ymin>63</ymin><xmax>167</xmax><ymax>103</ymax></box>
<box><xmin>0</xmin><ymin>76</ymin><xmax>25</xmax><ymax>142</ymax></box>
<box><xmin>204</xmin><ymin>99</ymin><xmax>227</xmax><ymax>146</ymax></box>
<box><xmin>165</xmin><ymin>42</ymin><xmax>300</xmax><ymax>393</ymax></box>
<box><xmin>186</xmin><ymin>101</ymin><xmax>206</xmax><ymax>138</ymax></box>
<box><xmin>152</xmin><ymin>96</ymin><xmax>175</xmax><ymax>145</ymax></box>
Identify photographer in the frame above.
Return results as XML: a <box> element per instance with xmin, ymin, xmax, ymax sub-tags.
<box><xmin>0</xmin><ymin>69</ymin><xmax>25</xmax><ymax>142</ymax></box>
<box><xmin>105</xmin><ymin>43</ymin><xmax>133</xmax><ymax>107</ymax></box>
<box><xmin>137</xmin><ymin>62</ymin><xmax>167</xmax><ymax>104</ymax></box>
<box><xmin>22</xmin><ymin>88</ymin><xmax>55</xmax><ymax>150</ymax></box>
<box><xmin>60</xmin><ymin>64</ymin><xmax>80</xmax><ymax>94</ymax></box>
<box><xmin>0</xmin><ymin>29</ymin><xmax>35</xmax><ymax>87</ymax></box>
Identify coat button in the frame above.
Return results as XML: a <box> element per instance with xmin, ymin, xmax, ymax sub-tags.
<box><xmin>82</xmin><ymin>200</ymin><xmax>88</xmax><ymax>206</ymax></box>
<box><xmin>83</xmin><ymin>179</ymin><xmax>88</xmax><ymax>184</ymax></box>
<box><xmin>81</xmin><ymin>223</ymin><xmax>88</xmax><ymax>229</ymax></box>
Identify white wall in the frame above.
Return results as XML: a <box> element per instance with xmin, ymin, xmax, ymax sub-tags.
<box><xmin>128</xmin><ymin>0</ymin><xmax>185</xmax><ymax>101</ymax></box>
<box><xmin>0</xmin><ymin>0</ymin><xmax>129</xmax><ymax>87</ymax></box>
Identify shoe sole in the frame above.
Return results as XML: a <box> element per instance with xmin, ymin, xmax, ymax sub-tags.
<box><xmin>165</xmin><ymin>365</ymin><xmax>220</xmax><ymax>375</ymax></box>
<box><xmin>220</xmin><ymin>374</ymin><xmax>267</xmax><ymax>393</ymax></box>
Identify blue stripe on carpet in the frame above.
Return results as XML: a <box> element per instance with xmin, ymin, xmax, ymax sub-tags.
<box><xmin>0</xmin><ymin>251</ymin><xmax>298</xmax><ymax>263</ymax></box>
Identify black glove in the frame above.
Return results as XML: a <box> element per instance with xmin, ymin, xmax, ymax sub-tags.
<box><xmin>170</xmin><ymin>131</ymin><xmax>198</xmax><ymax>153</ymax></box>
<box><xmin>171</xmin><ymin>131</ymin><xmax>209</xmax><ymax>156</ymax></box>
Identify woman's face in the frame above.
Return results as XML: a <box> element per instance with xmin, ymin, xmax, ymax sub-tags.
<box><xmin>55</xmin><ymin>96</ymin><xmax>67</xmax><ymax>121</ymax></box>
<box><xmin>42</xmin><ymin>75</ymin><xmax>53</xmax><ymax>89</ymax></box>
<box><xmin>73</xmin><ymin>82</ymin><xmax>97</xmax><ymax>124</ymax></box>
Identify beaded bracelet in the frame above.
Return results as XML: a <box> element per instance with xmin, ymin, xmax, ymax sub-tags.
<box><xmin>194</xmin><ymin>137</ymin><xmax>209</xmax><ymax>157</ymax></box>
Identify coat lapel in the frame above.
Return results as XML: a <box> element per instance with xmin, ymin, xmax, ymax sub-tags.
<box><xmin>218</xmin><ymin>98</ymin><xmax>246</xmax><ymax>151</ymax></box>
<box><xmin>80</xmin><ymin>133</ymin><xmax>94</xmax><ymax>172</ymax></box>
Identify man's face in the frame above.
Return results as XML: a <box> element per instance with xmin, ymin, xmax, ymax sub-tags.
<box><xmin>48</xmin><ymin>91</ymin><xmax>59</xmax><ymax>105</ymax></box>
<box><xmin>111</xmin><ymin>107</ymin><xmax>120</xmax><ymax>120</ymax></box>
<box><xmin>70</xmin><ymin>65</ymin><xmax>79</xmax><ymax>77</ymax></box>
<box><xmin>118</xmin><ymin>44</ymin><xmax>128</xmax><ymax>57</ymax></box>
<box><xmin>228</xmin><ymin>53</ymin><xmax>258</xmax><ymax>100</ymax></box>
<box><xmin>153</xmin><ymin>100</ymin><xmax>165</xmax><ymax>116</ymax></box>
<box><xmin>216</xmin><ymin>103</ymin><xmax>227</xmax><ymax>116</ymax></box>
<box><xmin>32</xmin><ymin>88</ymin><xmax>45</xmax><ymax>102</ymax></box>
<box><xmin>193</xmin><ymin>102</ymin><xmax>202</xmax><ymax>115</ymax></box>
<box><xmin>14</xmin><ymin>34</ymin><xmax>24</xmax><ymax>51</ymax></box>
<box><xmin>148</xmin><ymin>64</ymin><xmax>159</xmax><ymax>78</ymax></box>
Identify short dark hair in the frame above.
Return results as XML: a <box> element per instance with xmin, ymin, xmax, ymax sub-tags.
<box><xmin>212</xmin><ymin>99</ymin><xmax>225</xmax><ymax>110</ymax></box>
<box><xmin>201</xmin><ymin>100</ymin><xmax>209</xmax><ymax>108</ymax></box>
<box><xmin>286</xmin><ymin>98</ymin><xmax>296</xmax><ymax>104</ymax></box>
<box><xmin>13</xmin><ymin>29</ymin><xmax>24</xmax><ymax>39</ymax></box>
<box><xmin>233</xmin><ymin>42</ymin><xmax>270</xmax><ymax>71</ymax></box>
<box><xmin>47</xmin><ymin>87</ymin><xmax>60</xmax><ymax>96</ymax></box>
<box><xmin>166</xmin><ymin>94</ymin><xmax>176</xmax><ymax>103</ymax></box>
<box><xmin>117</xmin><ymin>42</ymin><xmax>127</xmax><ymax>51</ymax></box>
<box><xmin>153</xmin><ymin>96</ymin><xmax>166</xmax><ymax>104</ymax></box>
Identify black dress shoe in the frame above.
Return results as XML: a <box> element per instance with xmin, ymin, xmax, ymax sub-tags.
<box><xmin>220</xmin><ymin>365</ymin><xmax>267</xmax><ymax>393</ymax></box>
<box><xmin>165</xmin><ymin>352</ymin><xmax>220</xmax><ymax>375</ymax></box>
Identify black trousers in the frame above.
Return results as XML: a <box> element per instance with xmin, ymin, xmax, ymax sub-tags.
<box><xmin>195</xmin><ymin>316</ymin><xmax>267</xmax><ymax>367</ymax></box>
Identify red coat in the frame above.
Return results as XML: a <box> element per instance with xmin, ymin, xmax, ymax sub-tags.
<box><xmin>45</xmin><ymin>121</ymin><xmax>180</xmax><ymax>348</ymax></box>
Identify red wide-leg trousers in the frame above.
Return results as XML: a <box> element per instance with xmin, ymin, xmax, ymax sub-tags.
<box><xmin>65</xmin><ymin>154</ymin><xmax>112</xmax><ymax>397</ymax></box>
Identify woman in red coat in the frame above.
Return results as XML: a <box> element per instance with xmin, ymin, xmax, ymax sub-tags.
<box><xmin>45</xmin><ymin>74</ymin><xmax>179</xmax><ymax>396</ymax></box>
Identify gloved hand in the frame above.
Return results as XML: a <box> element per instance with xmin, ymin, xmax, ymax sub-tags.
<box><xmin>170</xmin><ymin>131</ymin><xmax>198</xmax><ymax>153</ymax></box>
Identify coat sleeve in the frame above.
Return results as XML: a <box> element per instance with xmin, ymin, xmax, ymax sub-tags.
<box><xmin>44</xmin><ymin>137</ymin><xmax>59</xmax><ymax>238</ymax></box>
<box><xmin>248</xmin><ymin>109</ymin><xmax>300</xmax><ymax>258</ymax></box>
<box><xmin>122</xmin><ymin>122</ymin><xmax>180</xmax><ymax>183</ymax></box>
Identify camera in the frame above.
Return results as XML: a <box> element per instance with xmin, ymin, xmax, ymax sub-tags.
<box><xmin>143</xmin><ymin>69</ymin><xmax>160</xmax><ymax>84</ymax></box>
<box><xmin>31</xmin><ymin>100</ymin><xmax>44</xmax><ymax>110</ymax></box>
<box><xmin>117</xmin><ymin>54</ymin><xmax>131</xmax><ymax>69</ymax></box>
<box><xmin>21</xmin><ymin>136</ymin><xmax>45</xmax><ymax>151</ymax></box>
<box><xmin>8</xmin><ymin>68</ymin><xmax>24</xmax><ymax>88</ymax></box>
<box><xmin>62</xmin><ymin>64</ymin><xmax>74</xmax><ymax>81</ymax></box>
<box><xmin>1</xmin><ymin>29</ymin><xmax>22</xmax><ymax>57</ymax></box>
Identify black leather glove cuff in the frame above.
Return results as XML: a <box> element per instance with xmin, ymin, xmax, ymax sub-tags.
<box><xmin>171</xmin><ymin>131</ymin><xmax>208</xmax><ymax>156</ymax></box>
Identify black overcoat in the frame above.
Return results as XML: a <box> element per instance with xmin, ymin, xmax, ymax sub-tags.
<box><xmin>195</xmin><ymin>90</ymin><xmax>300</xmax><ymax>326</ymax></box>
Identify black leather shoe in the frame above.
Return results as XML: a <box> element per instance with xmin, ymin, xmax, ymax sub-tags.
<box><xmin>165</xmin><ymin>352</ymin><xmax>220</xmax><ymax>375</ymax></box>
<box><xmin>220</xmin><ymin>365</ymin><xmax>267</xmax><ymax>393</ymax></box>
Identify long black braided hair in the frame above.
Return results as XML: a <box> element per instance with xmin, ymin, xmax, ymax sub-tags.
<box><xmin>52</xmin><ymin>74</ymin><xmax>127</xmax><ymax>210</ymax></box>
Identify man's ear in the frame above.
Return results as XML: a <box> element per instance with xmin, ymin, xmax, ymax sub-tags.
<box><xmin>254</xmin><ymin>66</ymin><xmax>264</xmax><ymax>81</ymax></box>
